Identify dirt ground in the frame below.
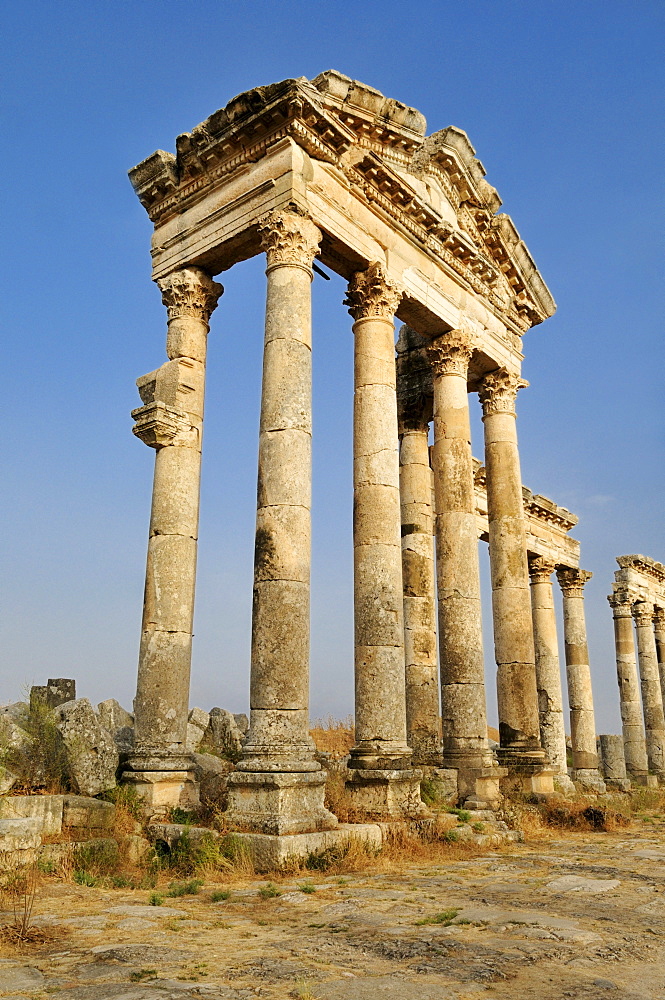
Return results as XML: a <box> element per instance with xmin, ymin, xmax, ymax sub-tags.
<box><xmin>1</xmin><ymin>819</ymin><xmax>664</xmax><ymax>1000</ymax></box>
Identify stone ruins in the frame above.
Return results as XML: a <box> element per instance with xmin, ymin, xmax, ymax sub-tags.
<box><xmin>84</xmin><ymin>69</ymin><xmax>660</xmax><ymax>856</ymax></box>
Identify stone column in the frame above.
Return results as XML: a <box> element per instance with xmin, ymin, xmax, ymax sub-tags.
<box><xmin>528</xmin><ymin>556</ymin><xmax>574</xmax><ymax>792</ymax></box>
<box><xmin>633</xmin><ymin>601</ymin><xmax>665</xmax><ymax>780</ymax></box>
<box><xmin>654</xmin><ymin>607</ymin><xmax>665</xmax><ymax>709</ymax></box>
<box><xmin>344</xmin><ymin>262</ymin><xmax>425</xmax><ymax>818</ymax></box>
<box><xmin>125</xmin><ymin>267</ymin><xmax>223</xmax><ymax>811</ymax></box>
<box><xmin>399</xmin><ymin>408</ymin><xmax>440</xmax><ymax>764</ymax></box>
<box><xmin>225</xmin><ymin>209</ymin><xmax>337</xmax><ymax>835</ymax></box>
<box><xmin>608</xmin><ymin>591</ymin><xmax>648</xmax><ymax>781</ymax></box>
<box><xmin>429</xmin><ymin>331</ymin><xmax>499</xmax><ymax>806</ymax></box>
<box><xmin>478</xmin><ymin>370</ymin><xmax>545</xmax><ymax>772</ymax></box>
<box><xmin>599</xmin><ymin>734</ymin><xmax>631</xmax><ymax>790</ymax></box>
<box><xmin>556</xmin><ymin>567</ymin><xmax>605</xmax><ymax>792</ymax></box>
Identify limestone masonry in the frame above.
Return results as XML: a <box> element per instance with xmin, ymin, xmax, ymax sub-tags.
<box><xmin>120</xmin><ymin>70</ymin><xmax>661</xmax><ymax>845</ymax></box>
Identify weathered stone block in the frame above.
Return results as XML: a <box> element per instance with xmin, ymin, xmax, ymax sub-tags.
<box><xmin>225</xmin><ymin>770</ymin><xmax>337</xmax><ymax>835</ymax></box>
<box><xmin>62</xmin><ymin>795</ymin><xmax>116</xmax><ymax>831</ymax></box>
<box><xmin>230</xmin><ymin>822</ymin><xmax>383</xmax><ymax>871</ymax></box>
<box><xmin>122</xmin><ymin>769</ymin><xmax>200</xmax><ymax>815</ymax></box>
<box><xmin>203</xmin><ymin>708</ymin><xmax>243</xmax><ymax>758</ymax></box>
<box><xmin>0</xmin><ymin>817</ymin><xmax>42</xmax><ymax>866</ymax></box>
<box><xmin>0</xmin><ymin>794</ymin><xmax>64</xmax><ymax>836</ymax></box>
<box><xmin>55</xmin><ymin>699</ymin><xmax>119</xmax><ymax>796</ymax></box>
<box><xmin>345</xmin><ymin>768</ymin><xmax>429</xmax><ymax>820</ymax></box>
<box><xmin>30</xmin><ymin>678</ymin><xmax>76</xmax><ymax>712</ymax></box>
<box><xmin>191</xmin><ymin>751</ymin><xmax>234</xmax><ymax>809</ymax></box>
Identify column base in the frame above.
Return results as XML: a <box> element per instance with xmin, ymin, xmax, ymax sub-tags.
<box><xmin>345</xmin><ymin>767</ymin><xmax>429</xmax><ymax>820</ymax></box>
<box><xmin>227</xmin><ymin>822</ymin><xmax>383</xmax><ymax>872</ymax></box>
<box><xmin>224</xmin><ymin>770</ymin><xmax>338</xmax><ymax>836</ymax></box>
<box><xmin>496</xmin><ymin>745</ymin><xmax>548</xmax><ymax>768</ymax></box>
<box><xmin>605</xmin><ymin>777</ymin><xmax>632</xmax><ymax>792</ymax></box>
<box><xmin>572</xmin><ymin>769</ymin><xmax>607</xmax><ymax>794</ymax></box>
<box><xmin>456</xmin><ymin>764</ymin><xmax>507</xmax><ymax>810</ymax></box>
<box><xmin>629</xmin><ymin>772</ymin><xmax>657</xmax><ymax>788</ymax></box>
<box><xmin>553</xmin><ymin>773</ymin><xmax>577</xmax><ymax>796</ymax></box>
<box><xmin>122</xmin><ymin>770</ymin><xmax>200</xmax><ymax>815</ymax></box>
<box><xmin>500</xmin><ymin>764</ymin><xmax>556</xmax><ymax>798</ymax></box>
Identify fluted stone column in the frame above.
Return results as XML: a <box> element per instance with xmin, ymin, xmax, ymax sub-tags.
<box><xmin>344</xmin><ymin>263</ymin><xmax>424</xmax><ymax>819</ymax></box>
<box><xmin>608</xmin><ymin>591</ymin><xmax>648</xmax><ymax>781</ymax></box>
<box><xmin>125</xmin><ymin>267</ymin><xmax>223</xmax><ymax>811</ymax></box>
<box><xmin>654</xmin><ymin>607</ymin><xmax>665</xmax><ymax>709</ymax></box>
<box><xmin>633</xmin><ymin>601</ymin><xmax>665</xmax><ymax>780</ymax></box>
<box><xmin>225</xmin><ymin>209</ymin><xmax>337</xmax><ymax>835</ymax></box>
<box><xmin>429</xmin><ymin>332</ymin><xmax>497</xmax><ymax>801</ymax></box>
<box><xmin>556</xmin><ymin>568</ymin><xmax>605</xmax><ymax>792</ymax></box>
<box><xmin>529</xmin><ymin>557</ymin><xmax>573</xmax><ymax>792</ymax></box>
<box><xmin>479</xmin><ymin>370</ymin><xmax>545</xmax><ymax>771</ymax></box>
<box><xmin>399</xmin><ymin>409</ymin><xmax>440</xmax><ymax>764</ymax></box>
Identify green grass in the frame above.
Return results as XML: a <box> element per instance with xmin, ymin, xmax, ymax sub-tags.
<box><xmin>298</xmin><ymin>882</ymin><xmax>316</xmax><ymax>894</ymax></box>
<box><xmin>167</xmin><ymin>879</ymin><xmax>203</xmax><ymax>897</ymax></box>
<box><xmin>129</xmin><ymin>970</ymin><xmax>157</xmax><ymax>982</ymax></box>
<box><xmin>210</xmin><ymin>889</ymin><xmax>231</xmax><ymax>902</ymax></box>
<box><xmin>73</xmin><ymin>870</ymin><xmax>99</xmax><ymax>887</ymax></box>
<box><xmin>415</xmin><ymin>908</ymin><xmax>459</xmax><ymax>926</ymax></box>
<box><xmin>259</xmin><ymin>882</ymin><xmax>281</xmax><ymax>899</ymax></box>
<box><xmin>149</xmin><ymin>892</ymin><xmax>164</xmax><ymax>906</ymax></box>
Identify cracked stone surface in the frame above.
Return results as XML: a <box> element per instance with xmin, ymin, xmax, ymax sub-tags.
<box><xmin>0</xmin><ymin>823</ymin><xmax>664</xmax><ymax>998</ymax></box>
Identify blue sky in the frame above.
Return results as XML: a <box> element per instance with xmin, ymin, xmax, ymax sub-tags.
<box><xmin>1</xmin><ymin>0</ymin><xmax>663</xmax><ymax>734</ymax></box>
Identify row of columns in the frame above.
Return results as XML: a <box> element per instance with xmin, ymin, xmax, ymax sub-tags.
<box><xmin>609</xmin><ymin>593</ymin><xmax>665</xmax><ymax>781</ymax></box>
<box><xmin>400</xmin><ymin>333</ymin><xmax>603</xmax><ymax>794</ymax></box>
<box><xmin>125</xmin><ymin>208</ymin><xmax>607</xmax><ymax>822</ymax></box>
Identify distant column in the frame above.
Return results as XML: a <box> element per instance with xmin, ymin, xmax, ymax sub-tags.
<box><xmin>399</xmin><ymin>407</ymin><xmax>440</xmax><ymax>764</ymax></box>
<box><xmin>429</xmin><ymin>331</ymin><xmax>493</xmax><ymax>776</ymax></box>
<box><xmin>608</xmin><ymin>591</ymin><xmax>648</xmax><ymax>781</ymax></box>
<box><xmin>556</xmin><ymin>567</ymin><xmax>605</xmax><ymax>792</ymax></box>
<box><xmin>126</xmin><ymin>267</ymin><xmax>223</xmax><ymax>811</ymax></box>
<box><xmin>633</xmin><ymin>601</ymin><xmax>665</xmax><ymax>780</ymax></box>
<box><xmin>344</xmin><ymin>262</ymin><xmax>425</xmax><ymax>819</ymax></box>
<box><xmin>479</xmin><ymin>369</ymin><xmax>544</xmax><ymax>768</ymax></box>
<box><xmin>528</xmin><ymin>556</ymin><xmax>573</xmax><ymax>790</ymax></box>
<box><xmin>654</xmin><ymin>607</ymin><xmax>665</xmax><ymax>709</ymax></box>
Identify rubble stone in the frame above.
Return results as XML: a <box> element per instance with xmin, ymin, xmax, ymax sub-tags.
<box><xmin>55</xmin><ymin>700</ymin><xmax>119</xmax><ymax>796</ymax></box>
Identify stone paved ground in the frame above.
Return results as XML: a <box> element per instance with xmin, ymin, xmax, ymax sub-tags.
<box><xmin>1</xmin><ymin>821</ymin><xmax>664</xmax><ymax>1000</ymax></box>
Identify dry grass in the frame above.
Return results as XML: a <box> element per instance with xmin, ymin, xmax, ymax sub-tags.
<box><xmin>309</xmin><ymin>716</ymin><xmax>354</xmax><ymax>758</ymax></box>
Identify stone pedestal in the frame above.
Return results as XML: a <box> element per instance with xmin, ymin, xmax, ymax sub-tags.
<box><xmin>599</xmin><ymin>734</ymin><xmax>631</xmax><ymax>791</ymax></box>
<box><xmin>125</xmin><ymin>267</ymin><xmax>222</xmax><ymax>811</ymax></box>
<box><xmin>429</xmin><ymin>330</ymin><xmax>499</xmax><ymax>805</ymax></box>
<box><xmin>633</xmin><ymin>601</ymin><xmax>665</xmax><ymax>780</ymax></box>
<box><xmin>225</xmin><ymin>210</ymin><xmax>337</xmax><ymax>835</ymax></box>
<box><xmin>344</xmin><ymin>263</ymin><xmax>424</xmax><ymax>818</ymax></box>
<box><xmin>399</xmin><ymin>416</ymin><xmax>440</xmax><ymax>764</ymax></box>
<box><xmin>608</xmin><ymin>591</ymin><xmax>649</xmax><ymax>780</ymax></box>
<box><xmin>557</xmin><ymin>567</ymin><xmax>605</xmax><ymax>793</ymax></box>
<box><xmin>529</xmin><ymin>557</ymin><xmax>575</xmax><ymax>793</ymax></box>
<box><xmin>479</xmin><ymin>369</ymin><xmax>545</xmax><ymax>770</ymax></box>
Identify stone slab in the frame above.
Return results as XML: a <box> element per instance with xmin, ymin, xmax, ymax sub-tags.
<box><xmin>230</xmin><ymin>822</ymin><xmax>383</xmax><ymax>870</ymax></box>
<box><xmin>315</xmin><ymin>979</ymin><xmax>457</xmax><ymax>999</ymax></box>
<box><xmin>0</xmin><ymin>794</ymin><xmax>64</xmax><ymax>835</ymax></box>
<box><xmin>545</xmin><ymin>874</ymin><xmax>621</xmax><ymax>893</ymax></box>
<box><xmin>0</xmin><ymin>966</ymin><xmax>45</xmax><ymax>992</ymax></box>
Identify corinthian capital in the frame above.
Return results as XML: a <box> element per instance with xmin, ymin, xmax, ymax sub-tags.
<box><xmin>427</xmin><ymin>329</ymin><xmax>475</xmax><ymax>378</ymax></box>
<box><xmin>478</xmin><ymin>368</ymin><xmax>528</xmax><ymax>415</ymax></box>
<box><xmin>557</xmin><ymin>566</ymin><xmax>593</xmax><ymax>597</ymax></box>
<box><xmin>608</xmin><ymin>589</ymin><xmax>633</xmax><ymax>617</ymax></box>
<box><xmin>654</xmin><ymin>607</ymin><xmax>665</xmax><ymax>630</ymax></box>
<box><xmin>528</xmin><ymin>555</ymin><xmax>557</xmax><ymax>584</ymax></box>
<box><xmin>259</xmin><ymin>209</ymin><xmax>322</xmax><ymax>271</ymax></box>
<box><xmin>632</xmin><ymin>601</ymin><xmax>654</xmax><ymax>627</ymax></box>
<box><xmin>158</xmin><ymin>268</ymin><xmax>223</xmax><ymax>324</ymax></box>
<box><xmin>344</xmin><ymin>262</ymin><xmax>402</xmax><ymax>321</ymax></box>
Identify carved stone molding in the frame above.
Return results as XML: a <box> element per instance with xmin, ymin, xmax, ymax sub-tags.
<box><xmin>608</xmin><ymin>589</ymin><xmax>633</xmax><ymax>617</ymax></box>
<box><xmin>259</xmin><ymin>209</ymin><xmax>322</xmax><ymax>272</ymax></box>
<box><xmin>556</xmin><ymin>566</ymin><xmax>593</xmax><ymax>598</ymax></box>
<box><xmin>158</xmin><ymin>268</ymin><xmax>223</xmax><ymax>324</ymax></box>
<box><xmin>528</xmin><ymin>555</ymin><xmax>557</xmax><ymax>585</ymax></box>
<box><xmin>426</xmin><ymin>329</ymin><xmax>475</xmax><ymax>378</ymax></box>
<box><xmin>131</xmin><ymin>401</ymin><xmax>197</xmax><ymax>449</ymax></box>
<box><xmin>345</xmin><ymin>262</ymin><xmax>402</xmax><ymax>321</ymax></box>
<box><xmin>478</xmin><ymin>368</ymin><xmax>528</xmax><ymax>415</ymax></box>
<box><xmin>632</xmin><ymin>601</ymin><xmax>655</xmax><ymax>627</ymax></box>
<box><xmin>654</xmin><ymin>607</ymin><xmax>665</xmax><ymax>629</ymax></box>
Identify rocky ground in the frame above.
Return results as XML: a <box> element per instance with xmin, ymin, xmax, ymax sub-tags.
<box><xmin>1</xmin><ymin>819</ymin><xmax>664</xmax><ymax>1000</ymax></box>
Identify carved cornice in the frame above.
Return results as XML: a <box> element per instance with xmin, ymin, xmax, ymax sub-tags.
<box><xmin>345</xmin><ymin>262</ymin><xmax>402</xmax><ymax>321</ymax></box>
<box><xmin>259</xmin><ymin>208</ymin><xmax>322</xmax><ymax>272</ymax></box>
<box><xmin>157</xmin><ymin>268</ymin><xmax>223</xmax><ymax>324</ymax></box>
<box><xmin>528</xmin><ymin>556</ymin><xmax>556</xmax><ymax>584</ymax></box>
<box><xmin>426</xmin><ymin>328</ymin><xmax>475</xmax><ymax>378</ymax></box>
<box><xmin>557</xmin><ymin>566</ymin><xmax>592</xmax><ymax>598</ymax></box>
<box><xmin>478</xmin><ymin>368</ymin><xmax>528</xmax><ymax>415</ymax></box>
<box><xmin>632</xmin><ymin>601</ymin><xmax>655</xmax><ymax>627</ymax></box>
<box><xmin>616</xmin><ymin>554</ymin><xmax>665</xmax><ymax>586</ymax></box>
<box><xmin>131</xmin><ymin>402</ymin><xmax>197</xmax><ymax>449</ymax></box>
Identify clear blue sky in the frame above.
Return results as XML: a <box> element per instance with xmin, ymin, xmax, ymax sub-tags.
<box><xmin>1</xmin><ymin>1</ymin><xmax>663</xmax><ymax>734</ymax></box>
